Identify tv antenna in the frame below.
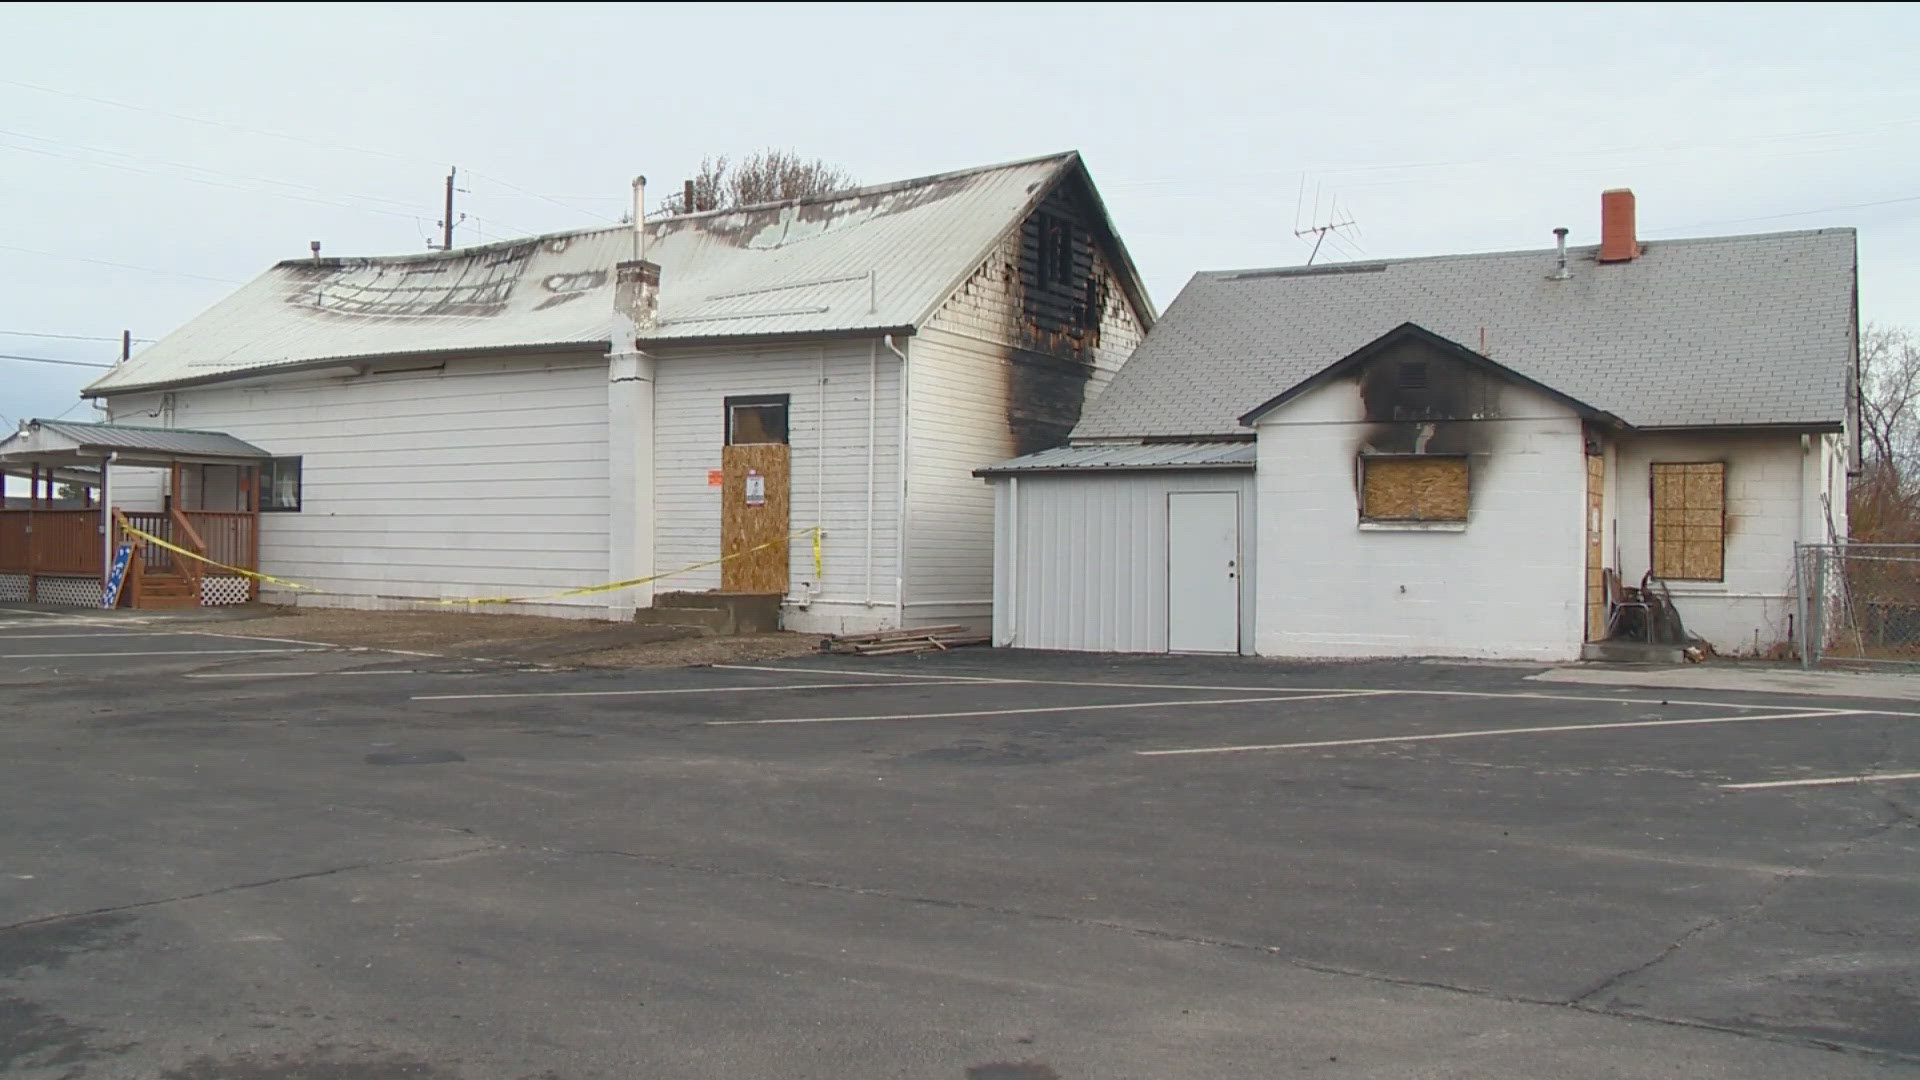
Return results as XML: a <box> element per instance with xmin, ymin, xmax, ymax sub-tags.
<box><xmin>1292</xmin><ymin>175</ymin><xmax>1361</xmax><ymax>265</ymax></box>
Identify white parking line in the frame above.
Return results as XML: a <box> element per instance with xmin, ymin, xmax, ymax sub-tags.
<box><xmin>715</xmin><ymin>664</ymin><xmax>1011</xmax><ymax>683</ymax></box>
<box><xmin>187</xmin><ymin>670</ymin><xmax>425</xmax><ymax>679</ymax></box>
<box><xmin>0</xmin><ymin>648</ymin><xmax>329</xmax><ymax>659</ymax></box>
<box><xmin>412</xmin><ymin>680</ymin><xmax>987</xmax><ymax>702</ymax></box>
<box><xmin>1722</xmin><ymin>770</ymin><xmax>1920</xmax><ymax>790</ymax></box>
<box><xmin>1136</xmin><ymin>709</ymin><xmax>1865</xmax><ymax>756</ymax></box>
<box><xmin>0</xmin><ymin>633</ymin><xmax>183</xmax><ymax>639</ymax></box>
<box><xmin>710</xmin><ymin>664</ymin><xmax>1836</xmax><ymax>714</ymax></box>
<box><xmin>707</xmin><ymin>690</ymin><xmax>1385</xmax><ymax>726</ymax></box>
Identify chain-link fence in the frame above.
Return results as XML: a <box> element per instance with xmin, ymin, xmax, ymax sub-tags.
<box><xmin>1797</xmin><ymin>543</ymin><xmax>1920</xmax><ymax>669</ymax></box>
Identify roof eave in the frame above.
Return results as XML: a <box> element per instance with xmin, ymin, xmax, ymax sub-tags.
<box><xmin>974</xmin><ymin>460</ymin><xmax>1254</xmax><ymax>477</ymax></box>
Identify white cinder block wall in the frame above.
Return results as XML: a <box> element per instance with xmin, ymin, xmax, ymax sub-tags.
<box><xmin>651</xmin><ymin>339</ymin><xmax>902</xmax><ymax>635</ymax></box>
<box><xmin>106</xmin><ymin>352</ymin><xmax>612</xmax><ymax>618</ymax></box>
<box><xmin>1254</xmin><ymin>379</ymin><xmax>1588</xmax><ymax>660</ymax></box>
<box><xmin>1612</xmin><ymin>430</ymin><xmax>1840</xmax><ymax>654</ymax></box>
<box><xmin>909</xmin><ymin>228</ymin><xmax>1146</xmax><ymax>629</ymax></box>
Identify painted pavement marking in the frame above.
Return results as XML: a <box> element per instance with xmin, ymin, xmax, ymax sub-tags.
<box><xmin>1136</xmin><ymin>710</ymin><xmax>1867</xmax><ymax>757</ymax></box>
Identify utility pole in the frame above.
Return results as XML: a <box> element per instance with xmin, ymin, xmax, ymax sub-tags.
<box><xmin>441</xmin><ymin>166</ymin><xmax>457</xmax><ymax>250</ymax></box>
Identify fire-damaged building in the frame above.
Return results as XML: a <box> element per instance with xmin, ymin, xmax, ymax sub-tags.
<box><xmin>51</xmin><ymin>152</ymin><xmax>1152</xmax><ymax>630</ymax></box>
<box><xmin>978</xmin><ymin>190</ymin><xmax>1858</xmax><ymax>660</ymax></box>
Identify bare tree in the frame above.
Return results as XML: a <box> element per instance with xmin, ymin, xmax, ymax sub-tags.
<box><xmin>665</xmin><ymin>150</ymin><xmax>853</xmax><ymax>215</ymax></box>
<box><xmin>1851</xmin><ymin>324</ymin><xmax>1920</xmax><ymax>540</ymax></box>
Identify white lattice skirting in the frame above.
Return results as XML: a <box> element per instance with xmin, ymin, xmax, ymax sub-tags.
<box><xmin>0</xmin><ymin>573</ymin><xmax>27</xmax><ymax>602</ymax></box>
<box><xmin>34</xmin><ymin>576</ymin><xmax>104</xmax><ymax>607</ymax></box>
<box><xmin>202</xmin><ymin>576</ymin><xmax>251</xmax><ymax>606</ymax></box>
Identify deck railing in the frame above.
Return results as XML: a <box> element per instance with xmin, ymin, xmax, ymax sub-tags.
<box><xmin>0</xmin><ymin>509</ymin><xmax>105</xmax><ymax>576</ymax></box>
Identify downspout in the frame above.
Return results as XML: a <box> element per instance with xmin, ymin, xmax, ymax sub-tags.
<box><xmin>816</xmin><ymin>345</ymin><xmax>826</xmax><ymax>606</ymax></box>
<box><xmin>99</xmin><ymin>451</ymin><xmax>117</xmax><ymax>601</ymax></box>
<box><xmin>883</xmin><ymin>333</ymin><xmax>909</xmax><ymax>627</ymax></box>
<box><xmin>865</xmin><ymin>339</ymin><xmax>877</xmax><ymax>606</ymax></box>
<box><xmin>1006</xmin><ymin>475</ymin><xmax>1018</xmax><ymax>646</ymax></box>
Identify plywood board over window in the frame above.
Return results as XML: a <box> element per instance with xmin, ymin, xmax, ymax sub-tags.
<box><xmin>1650</xmin><ymin>461</ymin><xmax>1724</xmax><ymax>581</ymax></box>
<box><xmin>1361</xmin><ymin>455</ymin><xmax>1469</xmax><ymax>521</ymax></box>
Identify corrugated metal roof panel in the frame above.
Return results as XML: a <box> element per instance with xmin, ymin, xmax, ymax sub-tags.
<box><xmin>4</xmin><ymin>419</ymin><xmax>269</xmax><ymax>459</ymax></box>
<box><xmin>975</xmin><ymin>441</ymin><xmax>1256</xmax><ymax>474</ymax></box>
<box><xmin>1075</xmin><ymin>229</ymin><xmax>1856</xmax><ymax>435</ymax></box>
<box><xmin>88</xmin><ymin>153</ymin><xmax>1080</xmax><ymax>395</ymax></box>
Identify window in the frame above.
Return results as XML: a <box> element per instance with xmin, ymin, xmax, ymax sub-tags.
<box><xmin>725</xmin><ymin>394</ymin><xmax>789</xmax><ymax>445</ymax></box>
<box><xmin>259</xmin><ymin>456</ymin><xmax>302</xmax><ymax>512</ymax></box>
<box><xmin>1036</xmin><ymin>213</ymin><xmax>1074</xmax><ymax>286</ymax></box>
<box><xmin>1650</xmin><ymin>461</ymin><xmax>1724</xmax><ymax>581</ymax></box>
<box><xmin>1360</xmin><ymin>455</ymin><xmax>1469</xmax><ymax>523</ymax></box>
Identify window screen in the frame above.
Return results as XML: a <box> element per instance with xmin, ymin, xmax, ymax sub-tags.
<box><xmin>725</xmin><ymin>395</ymin><xmax>790</xmax><ymax>445</ymax></box>
<box><xmin>260</xmin><ymin>456</ymin><xmax>302</xmax><ymax>512</ymax></box>
<box><xmin>1361</xmin><ymin>455</ymin><xmax>1469</xmax><ymax>522</ymax></box>
<box><xmin>1650</xmin><ymin>461</ymin><xmax>1724</xmax><ymax>580</ymax></box>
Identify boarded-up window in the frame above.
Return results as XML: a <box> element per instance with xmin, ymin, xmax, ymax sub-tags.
<box><xmin>1361</xmin><ymin>455</ymin><xmax>1469</xmax><ymax>522</ymax></box>
<box><xmin>1651</xmin><ymin>462</ymin><xmax>1724</xmax><ymax>581</ymax></box>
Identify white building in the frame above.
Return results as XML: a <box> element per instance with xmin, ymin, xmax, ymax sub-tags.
<box><xmin>981</xmin><ymin>192</ymin><xmax>1857</xmax><ymax>660</ymax></box>
<box><xmin>78</xmin><ymin>153</ymin><xmax>1153</xmax><ymax>631</ymax></box>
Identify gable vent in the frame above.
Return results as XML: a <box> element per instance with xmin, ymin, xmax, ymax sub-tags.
<box><xmin>1397</xmin><ymin>361</ymin><xmax>1428</xmax><ymax>390</ymax></box>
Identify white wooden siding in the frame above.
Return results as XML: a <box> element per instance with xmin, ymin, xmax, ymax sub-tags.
<box><xmin>992</xmin><ymin>470</ymin><xmax>1258</xmax><ymax>653</ymax></box>
<box><xmin>106</xmin><ymin>352</ymin><xmax>611</xmax><ymax>619</ymax></box>
<box><xmin>651</xmin><ymin>339</ymin><xmax>902</xmax><ymax>634</ymax></box>
<box><xmin>907</xmin><ymin>228</ymin><xmax>1147</xmax><ymax>628</ymax></box>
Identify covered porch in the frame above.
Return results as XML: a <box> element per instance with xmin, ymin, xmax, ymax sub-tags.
<box><xmin>0</xmin><ymin>419</ymin><xmax>269</xmax><ymax>608</ymax></box>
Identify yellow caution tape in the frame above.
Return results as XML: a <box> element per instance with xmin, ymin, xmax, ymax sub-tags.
<box><xmin>116</xmin><ymin>522</ymin><xmax>317</xmax><ymax>591</ymax></box>
<box><xmin>118</xmin><ymin>521</ymin><xmax>825</xmax><ymax>608</ymax></box>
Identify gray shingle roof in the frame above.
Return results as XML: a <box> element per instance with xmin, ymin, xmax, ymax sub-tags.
<box><xmin>1075</xmin><ymin>229</ymin><xmax>1856</xmax><ymax>437</ymax></box>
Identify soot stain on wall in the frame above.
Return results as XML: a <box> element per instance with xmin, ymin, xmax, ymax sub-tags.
<box><xmin>1001</xmin><ymin>180</ymin><xmax>1117</xmax><ymax>454</ymax></box>
<box><xmin>1348</xmin><ymin>339</ymin><xmax>1512</xmax><ymax>504</ymax></box>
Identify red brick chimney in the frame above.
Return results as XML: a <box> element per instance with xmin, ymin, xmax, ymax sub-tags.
<box><xmin>1598</xmin><ymin>188</ymin><xmax>1640</xmax><ymax>263</ymax></box>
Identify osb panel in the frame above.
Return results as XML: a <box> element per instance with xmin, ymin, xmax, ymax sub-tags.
<box><xmin>1363</xmin><ymin>456</ymin><xmax>1469</xmax><ymax>521</ymax></box>
<box><xmin>721</xmin><ymin>443</ymin><xmax>790</xmax><ymax>593</ymax></box>
<box><xmin>1650</xmin><ymin>462</ymin><xmax>1724</xmax><ymax>581</ymax></box>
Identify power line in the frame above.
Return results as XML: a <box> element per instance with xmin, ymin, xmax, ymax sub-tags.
<box><xmin>1644</xmin><ymin>193</ymin><xmax>1920</xmax><ymax>235</ymax></box>
<box><xmin>0</xmin><ymin>353</ymin><xmax>114</xmax><ymax>369</ymax></box>
<box><xmin>0</xmin><ymin>242</ymin><xmax>243</xmax><ymax>285</ymax></box>
<box><xmin>0</xmin><ymin>329</ymin><xmax>153</xmax><ymax>343</ymax></box>
<box><xmin>2</xmin><ymin>76</ymin><xmax>614</xmax><ymax>227</ymax></box>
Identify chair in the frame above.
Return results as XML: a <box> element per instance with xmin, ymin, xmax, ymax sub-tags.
<box><xmin>1603</xmin><ymin>568</ymin><xmax>1650</xmax><ymax>641</ymax></box>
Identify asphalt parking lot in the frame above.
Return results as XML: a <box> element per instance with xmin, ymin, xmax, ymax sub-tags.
<box><xmin>2</xmin><ymin>605</ymin><xmax>1917</xmax><ymax>1079</ymax></box>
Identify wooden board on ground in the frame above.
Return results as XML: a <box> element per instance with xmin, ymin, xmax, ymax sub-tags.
<box><xmin>721</xmin><ymin>443</ymin><xmax>790</xmax><ymax>593</ymax></box>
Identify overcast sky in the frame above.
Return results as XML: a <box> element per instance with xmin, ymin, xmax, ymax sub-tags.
<box><xmin>4</xmin><ymin>1</ymin><xmax>1918</xmax><ymax>437</ymax></box>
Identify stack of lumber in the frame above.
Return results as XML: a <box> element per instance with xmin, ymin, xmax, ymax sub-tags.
<box><xmin>821</xmin><ymin>625</ymin><xmax>989</xmax><ymax>656</ymax></box>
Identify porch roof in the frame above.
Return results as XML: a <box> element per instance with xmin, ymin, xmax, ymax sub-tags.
<box><xmin>0</xmin><ymin>419</ymin><xmax>271</xmax><ymax>469</ymax></box>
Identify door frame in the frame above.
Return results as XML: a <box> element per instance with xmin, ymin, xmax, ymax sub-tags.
<box><xmin>1165</xmin><ymin>489</ymin><xmax>1242</xmax><ymax>654</ymax></box>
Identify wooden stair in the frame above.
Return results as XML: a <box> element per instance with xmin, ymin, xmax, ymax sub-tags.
<box><xmin>134</xmin><ymin>571</ymin><xmax>199</xmax><ymax>609</ymax></box>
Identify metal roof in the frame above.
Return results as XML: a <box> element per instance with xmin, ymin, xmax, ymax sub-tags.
<box><xmin>87</xmin><ymin>152</ymin><xmax>1136</xmax><ymax>396</ymax></box>
<box><xmin>975</xmin><ymin>440</ymin><xmax>1256</xmax><ymax>475</ymax></box>
<box><xmin>0</xmin><ymin>419</ymin><xmax>271</xmax><ymax>465</ymax></box>
<box><xmin>1075</xmin><ymin>229</ymin><xmax>1857</xmax><ymax>437</ymax></box>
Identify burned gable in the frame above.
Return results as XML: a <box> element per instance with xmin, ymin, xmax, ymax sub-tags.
<box><xmin>1355</xmin><ymin>337</ymin><xmax>1505</xmax><ymax>455</ymax></box>
<box><xmin>998</xmin><ymin>180</ymin><xmax>1133</xmax><ymax>454</ymax></box>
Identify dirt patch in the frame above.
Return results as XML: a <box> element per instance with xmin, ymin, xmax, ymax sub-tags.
<box><xmin>197</xmin><ymin>608</ymin><xmax>822</xmax><ymax>668</ymax></box>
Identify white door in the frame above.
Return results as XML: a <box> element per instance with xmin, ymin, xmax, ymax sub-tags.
<box><xmin>1167</xmin><ymin>491</ymin><xmax>1240</xmax><ymax>653</ymax></box>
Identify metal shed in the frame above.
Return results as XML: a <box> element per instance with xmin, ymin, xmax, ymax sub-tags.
<box><xmin>976</xmin><ymin>442</ymin><xmax>1256</xmax><ymax>653</ymax></box>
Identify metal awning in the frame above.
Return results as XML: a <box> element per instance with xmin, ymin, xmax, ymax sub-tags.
<box><xmin>0</xmin><ymin>419</ymin><xmax>271</xmax><ymax>470</ymax></box>
<box><xmin>974</xmin><ymin>440</ymin><xmax>1256</xmax><ymax>476</ymax></box>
